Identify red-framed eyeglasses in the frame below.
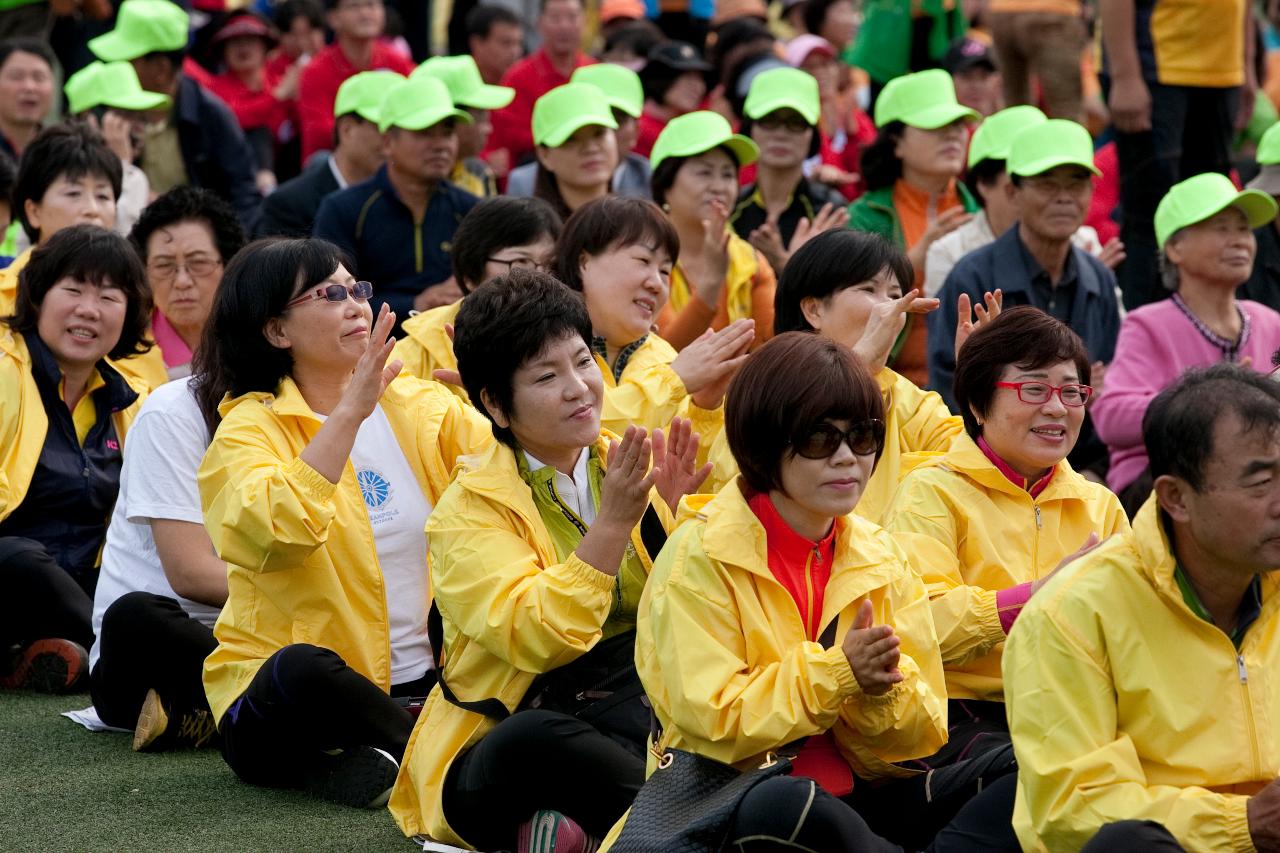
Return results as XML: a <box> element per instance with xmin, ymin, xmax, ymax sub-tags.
<box><xmin>995</xmin><ymin>381</ymin><xmax>1093</xmax><ymax>407</ymax></box>
<box><xmin>286</xmin><ymin>280</ymin><xmax>374</xmax><ymax>308</ymax></box>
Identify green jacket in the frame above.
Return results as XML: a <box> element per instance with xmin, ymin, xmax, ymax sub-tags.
<box><xmin>846</xmin><ymin>0</ymin><xmax>968</xmax><ymax>85</ymax></box>
<box><xmin>846</xmin><ymin>183</ymin><xmax>980</xmax><ymax>249</ymax></box>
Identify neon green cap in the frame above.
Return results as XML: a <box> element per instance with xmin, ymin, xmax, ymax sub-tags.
<box><xmin>335</xmin><ymin>70</ymin><xmax>402</xmax><ymax>122</ymax></box>
<box><xmin>532</xmin><ymin>83</ymin><xmax>618</xmax><ymax>148</ymax></box>
<box><xmin>650</xmin><ymin>110</ymin><xmax>758</xmax><ymax>171</ymax></box>
<box><xmin>967</xmin><ymin>104</ymin><xmax>1046</xmax><ymax>168</ymax></box>
<box><xmin>378</xmin><ymin>76</ymin><xmax>472</xmax><ymax>134</ymax></box>
<box><xmin>88</xmin><ymin>0</ymin><xmax>188</xmax><ymax>62</ymax></box>
<box><xmin>412</xmin><ymin>55</ymin><xmax>515</xmax><ymax>111</ymax></box>
<box><xmin>64</xmin><ymin>61</ymin><xmax>170</xmax><ymax>115</ymax></box>
<box><xmin>1155</xmin><ymin>172</ymin><xmax>1278</xmax><ymax>249</ymax></box>
<box><xmin>1006</xmin><ymin>119</ymin><xmax>1101</xmax><ymax>178</ymax></box>
<box><xmin>1257</xmin><ymin>121</ymin><xmax>1280</xmax><ymax>166</ymax></box>
<box><xmin>873</xmin><ymin>68</ymin><xmax>979</xmax><ymax>129</ymax></box>
<box><xmin>743</xmin><ymin>67</ymin><xmax>820</xmax><ymax>125</ymax></box>
<box><xmin>571</xmin><ymin>63</ymin><xmax>643</xmax><ymax>119</ymax></box>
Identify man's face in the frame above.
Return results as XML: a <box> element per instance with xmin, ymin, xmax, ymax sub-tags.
<box><xmin>385</xmin><ymin>121</ymin><xmax>459</xmax><ymax>184</ymax></box>
<box><xmin>1010</xmin><ymin>164</ymin><xmax>1093</xmax><ymax>243</ymax></box>
<box><xmin>130</xmin><ymin>54</ymin><xmax>176</xmax><ymax>98</ymax></box>
<box><xmin>338</xmin><ymin>114</ymin><xmax>386</xmax><ymax>175</ymax></box>
<box><xmin>0</xmin><ymin>50</ymin><xmax>53</xmax><ymax>128</ymax></box>
<box><xmin>282</xmin><ymin>14</ymin><xmax>325</xmax><ymax>59</ymax></box>
<box><xmin>471</xmin><ymin>21</ymin><xmax>524</xmax><ymax>80</ymax></box>
<box><xmin>539</xmin><ymin>0</ymin><xmax>584</xmax><ymax>58</ymax></box>
<box><xmin>952</xmin><ymin>66</ymin><xmax>1000</xmax><ymax>118</ymax></box>
<box><xmin>328</xmin><ymin>0</ymin><xmax>385</xmax><ymax>41</ymax></box>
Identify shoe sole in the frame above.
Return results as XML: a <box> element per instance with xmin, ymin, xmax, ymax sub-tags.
<box><xmin>133</xmin><ymin>689</ymin><xmax>169</xmax><ymax>752</ymax></box>
<box><xmin>0</xmin><ymin>639</ymin><xmax>88</xmax><ymax>693</ymax></box>
<box><xmin>304</xmin><ymin>746</ymin><xmax>399</xmax><ymax>809</ymax></box>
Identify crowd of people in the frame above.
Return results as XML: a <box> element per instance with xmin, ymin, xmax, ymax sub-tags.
<box><xmin>3</xmin><ymin>0</ymin><xmax>1280</xmax><ymax>851</ymax></box>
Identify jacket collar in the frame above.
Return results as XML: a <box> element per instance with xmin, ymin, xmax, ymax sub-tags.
<box><xmin>992</xmin><ymin>225</ymin><xmax>1098</xmax><ymax>296</ymax></box>
<box><xmin>23</xmin><ymin>330</ymin><xmax>137</xmax><ymax>414</ymax></box>
<box><xmin>175</xmin><ymin>75</ymin><xmax>206</xmax><ymax>127</ymax></box>
<box><xmin>216</xmin><ymin>373</ymin><xmax>427</xmax><ymax>422</ymax></box>
<box><xmin>936</xmin><ymin>432</ymin><xmax>1095</xmax><ymax>503</ymax></box>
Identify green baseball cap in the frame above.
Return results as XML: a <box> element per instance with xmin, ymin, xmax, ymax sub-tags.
<box><xmin>532</xmin><ymin>83</ymin><xmax>618</xmax><ymax>148</ymax></box>
<box><xmin>64</xmin><ymin>61</ymin><xmax>170</xmax><ymax>115</ymax></box>
<box><xmin>335</xmin><ymin>70</ymin><xmax>401</xmax><ymax>122</ymax></box>
<box><xmin>571</xmin><ymin>63</ymin><xmax>643</xmax><ymax>119</ymax></box>
<box><xmin>378</xmin><ymin>75</ymin><xmax>472</xmax><ymax>134</ymax></box>
<box><xmin>650</xmin><ymin>110</ymin><xmax>758</xmax><ymax>171</ymax></box>
<box><xmin>412</xmin><ymin>55</ymin><xmax>515</xmax><ymax>111</ymax></box>
<box><xmin>1257</xmin><ymin>121</ymin><xmax>1280</xmax><ymax>166</ymax></box>
<box><xmin>89</xmin><ymin>0</ymin><xmax>189</xmax><ymax>63</ymax></box>
<box><xmin>873</xmin><ymin>68</ymin><xmax>979</xmax><ymax>129</ymax></box>
<box><xmin>1155</xmin><ymin>172</ymin><xmax>1277</xmax><ymax>249</ymax></box>
<box><xmin>967</xmin><ymin>104</ymin><xmax>1046</xmax><ymax>168</ymax></box>
<box><xmin>1006</xmin><ymin>119</ymin><xmax>1101</xmax><ymax>178</ymax></box>
<box><xmin>743</xmin><ymin>67</ymin><xmax>820</xmax><ymax>126</ymax></box>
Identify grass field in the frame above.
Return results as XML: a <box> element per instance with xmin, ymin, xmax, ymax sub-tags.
<box><xmin>0</xmin><ymin>692</ymin><xmax>410</xmax><ymax>851</ymax></box>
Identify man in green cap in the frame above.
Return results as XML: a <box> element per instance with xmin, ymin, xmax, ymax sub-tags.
<box><xmin>313</xmin><ymin>75</ymin><xmax>478</xmax><ymax>328</ymax></box>
<box><xmin>257</xmin><ymin>70</ymin><xmax>391</xmax><ymax>238</ymax></box>
<box><xmin>413</xmin><ymin>55</ymin><xmax>514</xmax><ymax>199</ymax></box>
<box><xmin>1242</xmin><ymin>122</ymin><xmax>1280</xmax><ymax>308</ymax></box>
<box><xmin>88</xmin><ymin>0</ymin><xmax>260</xmax><ymax>230</ymax></box>
<box><xmin>929</xmin><ymin>119</ymin><xmax>1122</xmax><ymax>448</ymax></box>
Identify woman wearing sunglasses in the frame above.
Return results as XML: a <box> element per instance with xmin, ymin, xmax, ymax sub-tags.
<box><xmin>194</xmin><ymin>238</ymin><xmax>491</xmax><ymax>808</ymax></box>
<box><xmin>883</xmin><ymin>308</ymin><xmax>1128</xmax><ymax>768</ymax></box>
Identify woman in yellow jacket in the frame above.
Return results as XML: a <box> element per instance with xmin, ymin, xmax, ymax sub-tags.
<box><xmin>392</xmin><ymin>195</ymin><xmax>562</xmax><ymax>402</ymax></box>
<box><xmin>703</xmin><ymin>229</ymin><xmax>965</xmax><ymax>523</ymax></box>
<box><xmin>390</xmin><ymin>270</ymin><xmax>708</xmax><ymax>852</ymax></box>
<box><xmin>650</xmin><ymin>111</ymin><xmax>776</xmax><ymax>352</ymax></box>
<box><xmin>884</xmin><ymin>308</ymin><xmax>1129</xmax><ymax>756</ymax></box>
<box><xmin>0</xmin><ymin>225</ymin><xmax>151</xmax><ymax>694</ymax></box>
<box><xmin>608</xmin><ymin>331</ymin><xmax>958</xmax><ymax>850</ymax></box>
<box><xmin>195</xmin><ymin>238</ymin><xmax>492</xmax><ymax>809</ymax></box>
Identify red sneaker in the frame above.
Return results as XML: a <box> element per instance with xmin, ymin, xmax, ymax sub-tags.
<box><xmin>517</xmin><ymin>810</ymin><xmax>600</xmax><ymax>853</ymax></box>
<box><xmin>0</xmin><ymin>638</ymin><xmax>89</xmax><ymax>693</ymax></box>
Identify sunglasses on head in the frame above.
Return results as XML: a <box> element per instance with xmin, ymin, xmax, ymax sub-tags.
<box><xmin>285</xmin><ymin>280</ymin><xmax>374</xmax><ymax>308</ymax></box>
<box><xmin>793</xmin><ymin>419</ymin><xmax>886</xmax><ymax>459</ymax></box>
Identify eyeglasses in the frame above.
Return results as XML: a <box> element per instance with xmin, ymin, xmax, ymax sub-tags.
<box><xmin>487</xmin><ymin>256</ymin><xmax>550</xmax><ymax>273</ymax></box>
<box><xmin>793</xmin><ymin>419</ymin><xmax>886</xmax><ymax>459</ymax></box>
<box><xmin>995</xmin><ymin>381</ymin><xmax>1094</xmax><ymax>407</ymax></box>
<box><xmin>757</xmin><ymin>114</ymin><xmax>811</xmax><ymax>134</ymax></box>
<box><xmin>285</xmin><ymin>280</ymin><xmax>374</xmax><ymax>308</ymax></box>
<box><xmin>147</xmin><ymin>256</ymin><xmax>222</xmax><ymax>282</ymax></box>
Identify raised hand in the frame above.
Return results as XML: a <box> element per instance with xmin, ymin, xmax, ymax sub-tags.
<box><xmin>431</xmin><ymin>321</ymin><xmax>463</xmax><ymax>387</ymax></box>
<box><xmin>851</xmin><ymin>289</ymin><xmax>940</xmax><ymax>375</ymax></box>
<box><xmin>597</xmin><ymin>426</ymin><xmax>656</xmax><ymax>532</ymax></box>
<box><xmin>689</xmin><ymin>200</ymin><xmax>732</xmax><ymax>308</ymax></box>
<box><xmin>953</xmin><ymin>289</ymin><xmax>1004</xmax><ymax>360</ymax></box>
<box><xmin>1096</xmin><ymin>237</ymin><xmax>1126</xmax><ymax>270</ymax></box>
<box><xmin>670</xmin><ymin>319</ymin><xmax>755</xmax><ymax>409</ymax></box>
<box><xmin>651</xmin><ymin>417</ymin><xmax>712</xmax><ymax>513</ymax></box>
<box><xmin>789</xmin><ymin>203</ymin><xmax>849</xmax><ymax>258</ymax></box>
<box><xmin>842</xmin><ymin>599</ymin><xmax>903</xmax><ymax>696</ymax></box>
<box><xmin>336</xmin><ymin>303</ymin><xmax>400</xmax><ymax>421</ymax></box>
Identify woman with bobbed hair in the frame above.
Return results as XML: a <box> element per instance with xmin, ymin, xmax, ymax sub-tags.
<box><xmin>0</xmin><ymin>224</ymin><xmax>151</xmax><ymax>693</ymax></box>
<box><xmin>195</xmin><ymin>237</ymin><xmax>492</xmax><ymax>807</ymax></box>
<box><xmin>884</xmin><ymin>307</ymin><xmax>1129</xmax><ymax>762</ymax></box>
<box><xmin>393</xmin><ymin>196</ymin><xmax>563</xmax><ymax>401</ymax></box>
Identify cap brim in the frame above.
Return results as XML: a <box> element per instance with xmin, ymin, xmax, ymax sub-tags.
<box><xmin>902</xmin><ymin>101</ymin><xmax>980</xmax><ymax>130</ymax></box>
<box><xmin>88</xmin><ymin>31</ymin><xmax>143</xmax><ymax>62</ymax></box>
<box><xmin>1247</xmin><ymin>166</ymin><xmax>1280</xmax><ymax>197</ymax></box>
<box><xmin>1228</xmin><ymin>189</ymin><xmax>1279</xmax><ymax>229</ymax></box>
<box><xmin>744</xmin><ymin>96</ymin><xmax>819</xmax><ymax>126</ymax></box>
<box><xmin>538</xmin><ymin>113</ymin><xmax>619</xmax><ymax>148</ymax></box>
<box><xmin>106</xmin><ymin>91</ymin><xmax>171</xmax><ymax>111</ymax></box>
<box><xmin>1013</xmin><ymin>154</ymin><xmax>1102</xmax><ymax>178</ymax></box>
<box><xmin>458</xmin><ymin>84</ymin><xmax>515</xmax><ymax>111</ymax></box>
<box><xmin>381</xmin><ymin>106</ymin><xmax>473</xmax><ymax>133</ymax></box>
<box><xmin>724</xmin><ymin>134</ymin><xmax>759</xmax><ymax>167</ymax></box>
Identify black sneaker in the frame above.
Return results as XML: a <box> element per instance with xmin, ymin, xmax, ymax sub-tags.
<box><xmin>0</xmin><ymin>638</ymin><xmax>88</xmax><ymax>693</ymax></box>
<box><xmin>132</xmin><ymin>688</ymin><xmax>218</xmax><ymax>752</ymax></box>
<box><xmin>304</xmin><ymin>745</ymin><xmax>400</xmax><ymax>808</ymax></box>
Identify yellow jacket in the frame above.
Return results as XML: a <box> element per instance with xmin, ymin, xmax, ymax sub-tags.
<box><xmin>884</xmin><ymin>434</ymin><xmax>1129</xmax><ymax>702</ymax></box>
<box><xmin>393</xmin><ymin>301</ymin><xmax>466</xmax><ymax>401</ymax></box>
<box><xmin>1005</xmin><ymin>498</ymin><xmax>1278</xmax><ymax>852</ymax></box>
<box><xmin>110</xmin><ymin>345</ymin><xmax>169</xmax><ymax>393</ymax></box>
<box><xmin>390</xmin><ymin>435</ymin><xmax>670</xmax><ymax>848</ymax></box>
<box><xmin>198</xmin><ymin>375</ymin><xmax>492</xmax><ymax>723</ymax></box>
<box><xmin>0</xmin><ymin>326</ymin><xmax>146</xmax><ymax>523</ymax></box>
<box><xmin>636</xmin><ymin>483</ymin><xmax>947</xmax><ymax>777</ymax></box>
<box><xmin>0</xmin><ymin>248</ymin><xmax>30</xmax><ymax>316</ymax></box>
<box><xmin>702</xmin><ymin>367</ymin><xmax>962</xmax><ymax>523</ymax></box>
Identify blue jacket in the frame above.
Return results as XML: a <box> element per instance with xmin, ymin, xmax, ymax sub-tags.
<box><xmin>175</xmin><ymin>75</ymin><xmax>261</xmax><ymax>232</ymax></box>
<box><xmin>928</xmin><ymin>224</ymin><xmax>1121</xmax><ymax>411</ymax></box>
<box><xmin>313</xmin><ymin>165</ymin><xmax>478</xmax><ymax>323</ymax></box>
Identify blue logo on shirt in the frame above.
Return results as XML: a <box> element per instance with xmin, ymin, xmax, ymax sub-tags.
<box><xmin>357</xmin><ymin>468</ymin><xmax>391</xmax><ymax>509</ymax></box>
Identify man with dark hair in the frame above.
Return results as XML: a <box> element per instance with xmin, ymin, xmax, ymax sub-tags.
<box><xmin>466</xmin><ymin>5</ymin><xmax>524</xmax><ymax>86</ymax></box>
<box><xmin>0</xmin><ymin>37</ymin><xmax>53</xmax><ymax>162</ymax></box>
<box><xmin>1004</xmin><ymin>362</ymin><xmax>1280</xmax><ymax>852</ymax></box>
<box><xmin>87</xmin><ymin>0</ymin><xmax>261</xmax><ymax>231</ymax></box>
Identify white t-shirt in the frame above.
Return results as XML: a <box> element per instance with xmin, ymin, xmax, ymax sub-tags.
<box><xmin>90</xmin><ymin>378</ymin><xmax>221</xmax><ymax>669</ymax></box>
<box><xmin>524</xmin><ymin>448</ymin><xmax>596</xmax><ymax>526</ymax></box>
<box><xmin>347</xmin><ymin>404</ymin><xmax>434</xmax><ymax>685</ymax></box>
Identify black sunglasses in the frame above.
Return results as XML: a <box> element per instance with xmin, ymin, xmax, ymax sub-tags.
<box><xmin>793</xmin><ymin>420</ymin><xmax>886</xmax><ymax>459</ymax></box>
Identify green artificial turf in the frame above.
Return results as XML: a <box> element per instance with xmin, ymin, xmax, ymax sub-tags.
<box><xmin>0</xmin><ymin>692</ymin><xmax>410</xmax><ymax>852</ymax></box>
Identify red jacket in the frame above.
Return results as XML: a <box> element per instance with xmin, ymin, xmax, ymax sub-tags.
<box><xmin>298</xmin><ymin>41</ymin><xmax>414</xmax><ymax>162</ymax></box>
<box><xmin>206</xmin><ymin>69</ymin><xmax>291</xmax><ymax>139</ymax></box>
<box><xmin>484</xmin><ymin>49</ymin><xmax>594</xmax><ymax>169</ymax></box>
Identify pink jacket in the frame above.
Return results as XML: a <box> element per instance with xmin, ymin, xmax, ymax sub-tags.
<box><xmin>1092</xmin><ymin>297</ymin><xmax>1280</xmax><ymax>492</ymax></box>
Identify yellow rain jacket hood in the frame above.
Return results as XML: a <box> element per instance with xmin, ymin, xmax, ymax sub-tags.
<box><xmin>884</xmin><ymin>433</ymin><xmax>1129</xmax><ymax>702</ymax></box>
<box><xmin>1005</xmin><ymin>498</ymin><xmax>1280</xmax><ymax>852</ymax></box>
<box><xmin>198</xmin><ymin>375</ymin><xmax>492</xmax><ymax>724</ymax></box>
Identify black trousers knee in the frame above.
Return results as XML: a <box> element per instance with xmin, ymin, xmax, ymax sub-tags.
<box><xmin>1081</xmin><ymin>820</ymin><xmax>1186</xmax><ymax>852</ymax></box>
<box><xmin>0</xmin><ymin>536</ymin><xmax>93</xmax><ymax>652</ymax></box>
<box><xmin>89</xmin><ymin>591</ymin><xmax>218</xmax><ymax>729</ymax></box>
<box><xmin>442</xmin><ymin>708</ymin><xmax>646</xmax><ymax>850</ymax></box>
<box><xmin>218</xmin><ymin>643</ymin><xmax>416</xmax><ymax>791</ymax></box>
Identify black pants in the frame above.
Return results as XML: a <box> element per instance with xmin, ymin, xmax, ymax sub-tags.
<box><xmin>89</xmin><ymin>592</ymin><xmax>218</xmax><ymax>729</ymax></box>
<box><xmin>218</xmin><ymin>643</ymin><xmax>420</xmax><ymax>790</ymax></box>
<box><xmin>1111</xmin><ymin>81</ymin><xmax>1239</xmax><ymax>310</ymax></box>
<box><xmin>1082</xmin><ymin>820</ymin><xmax>1185</xmax><ymax>851</ymax></box>
<box><xmin>0</xmin><ymin>536</ymin><xmax>93</xmax><ymax>652</ymax></box>
<box><xmin>442</xmin><ymin>709</ymin><xmax>645</xmax><ymax>851</ymax></box>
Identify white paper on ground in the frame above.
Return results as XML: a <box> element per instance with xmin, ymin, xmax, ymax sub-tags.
<box><xmin>62</xmin><ymin>706</ymin><xmax>131</xmax><ymax>733</ymax></box>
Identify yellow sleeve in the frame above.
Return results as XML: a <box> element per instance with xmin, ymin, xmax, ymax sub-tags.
<box><xmin>639</xmin><ymin>525</ymin><xmax>859</xmax><ymax>766</ymax></box>
<box><xmin>422</xmin><ymin>389</ymin><xmax>494</xmax><ymax>491</ymax></box>
<box><xmin>0</xmin><ymin>357</ymin><xmax>25</xmax><ymax>521</ymax></box>
<box><xmin>1005</xmin><ymin>598</ymin><xmax>1255</xmax><ymax>853</ymax></box>
<box><xmin>890</xmin><ymin>376</ymin><xmax>964</xmax><ymax>454</ymax></box>
<box><xmin>390</xmin><ymin>334</ymin><xmax>431</xmax><ymax>383</ymax></box>
<box><xmin>427</xmin><ymin>488</ymin><xmax>615</xmax><ymax>675</ymax></box>
<box><xmin>601</xmin><ymin>361</ymin><xmax>689</xmax><ymax>435</ymax></box>
<box><xmin>198</xmin><ymin>421</ymin><xmax>338</xmax><ymax>574</ymax></box>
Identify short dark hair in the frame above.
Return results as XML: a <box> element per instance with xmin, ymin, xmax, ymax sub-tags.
<box><xmin>129</xmin><ymin>186</ymin><xmax>246</xmax><ymax>264</ymax></box>
<box><xmin>726</xmin><ymin>331</ymin><xmax>884</xmax><ymax>494</ymax></box>
<box><xmin>952</xmin><ymin>306</ymin><xmax>1091</xmax><ymax>439</ymax></box>
<box><xmin>649</xmin><ymin>144</ymin><xmax>739</xmax><ymax>207</ymax></box>
<box><xmin>539</xmin><ymin>0</ymin><xmax>581</xmax><ymax>15</ymax></box>
<box><xmin>451</xmin><ymin>196</ymin><xmax>562</xmax><ymax>292</ymax></box>
<box><xmin>802</xmin><ymin>0</ymin><xmax>844</xmax><ymax>40</ymax></box>
<box><xmin>466</xmin><ymin>4</ymin><xmax>522</xmax><ymax>38</ymax></box>
<box><xmin>532</xmin><ymin>164</ymin><xmax>573</xmax><ymax>222</ymax></box>
<box><xmin>1144</xmin><ymin>363</ymin><xmax>1280</xmax><ymax>492</ymax></box>
<box><xmin>639</xmin><ymin>59</ymin><xmax>685</xmax><ymax>105</ymax></box>
<box><xmin>964</xmin><ymin>158</ymin><xmax>1005</xmax><ymax>210</ymax></box>
<box><xmin>273</xmin><ymin>0</ymin><xmax>325</xmax><ymax>31</ymax></box>
<box><xmin>13</xmin><ymin>122</ymin><xmax>123</xmax><ymax>243</ymax></box>
<box><xmin>774</xmin><ymin>230</ymin><xmax>913</xmax><ymax>334</ymax></box>
<box><xmin>0</xmin><ymin>37</ymin><xmax>55</xmax><ymax>76</ymax></box>
<box><xmin>603</xmin><ymin>19</ymin><xmax>663</xmax><ymax>59</ymax></box>
<box><xmin>555</xmin><ymin>195</ymin><xmax>679</xmax><ymax>291</ymax></box>
<box><xmin>193</xmin><ymin>238</ymin><xmax>348</xmax><ymax>433</ymax></box>
<box><xmin>453</xmin><ymin>268</ymin><xmax>593</xmax><ymax>447</ymax></box>
<box><xmin>5</xmin><ymin>224</ymin><xmax>151</xmax><ymax>360</ymax></box>
<box><xmin>861</xmin><ymin>122</ymin><xmax>905</xmax><ymax>192</ymax></box>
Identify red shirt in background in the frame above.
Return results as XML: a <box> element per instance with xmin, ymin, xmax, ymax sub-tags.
<box><xmin>206</xmin><ymin>68</ymin><xmax>291</xmax><ymax>139</ymax></box>
<box><xmin>485</xmin><ymin>49</ymin><xmax>594</xmax><ymax>170</ymax></box>
<box><xmin>634</xmin><ymin>108</ymin><xmax>666</xmax><ymax>159</ymax></box>
<box><xmin>298</xmin><ymin>41</ymin><xmax>414</xmax><ymax>162</ymax></box>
